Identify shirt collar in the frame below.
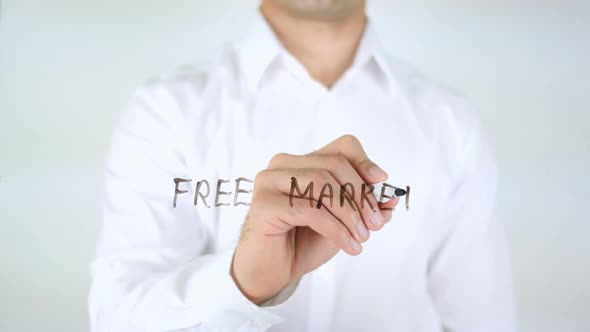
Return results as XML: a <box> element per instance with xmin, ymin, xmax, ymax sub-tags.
<box><xmin>232</xmin><ymin>11</ymin><xmax>282</xmax><ymax>92</ymax></box>
<box><xmin>233</xmin><ymin>10</ymin><xmax>395</xmax><ymax>92</ymax></box>
<box><xmin>353</xmin><ymin>21</ymin><xmax>396</xmax><ymax>89</ymax></box>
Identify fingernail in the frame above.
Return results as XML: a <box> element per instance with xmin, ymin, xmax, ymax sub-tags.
<box><xmin>356</xmin><ymin>221</ymin><xmax>369</xmax><ymax>240</ymax></box>
<box><xmin>368</xmin><ymin>165</ymin><xmax>387</xmax><ymax>179</ymax></box>
<box><xmin>348</xmin><ymin>238</ymin><xmax>362</xmax><ymax>253</ymax></box>
<box><xmin>371</xmin><ymin>213</ymin><xmax>384</xmax><ymax>227</ymax></box>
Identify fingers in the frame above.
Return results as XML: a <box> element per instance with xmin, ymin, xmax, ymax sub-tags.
<box><xmin>254</xmin><ymin>135</ymin><xmax>399</xmax><ymax>256</ymax></box>
<box><xmin>268</xmin><ymin>153</ymin><xmax>388</xmax><ymax>232</ymax></box>
<box><xmin>377</xmin><ymin>196</ymin><xmax>400</xmax><ymax>223</ymax></box>
<box><xmin>254</xmin><ymin>168</ymin><xmax>369</xmax><ymax>244</ymax></box>
<box><xmin>314</xmin><ymin>134</ymin><xmax>388</xmax><ymax>184</ymax></box>
<box><xmin>251</xmin><ymin>190</ymin><xmax>362</xmax><ymax>255</ymax></box>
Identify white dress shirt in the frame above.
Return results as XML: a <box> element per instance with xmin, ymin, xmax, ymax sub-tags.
<box><xmin>89</xmin><ymin>12</ymin><xmax>515</xmax><ymax>332</ymax></box>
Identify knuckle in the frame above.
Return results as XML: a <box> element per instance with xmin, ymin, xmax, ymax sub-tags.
<box><xmin>254</xmin><ymin>169</ymin><xmax>272</xmax><ymax>184</ymax></box>
<box><xmin>326</xmin><ymin>155</ymin><xmax>348</xmax><ymax>171</ymax></box>
<box><xmin>313</xmin><ymin>169</ymin><xmax>331</xmax><ymax>184</ymax></box>
<box><xmin>340</xmin><ymin>134</ymin><xmax>360</xmax><ymax>147</ymax></box>
<box><xmin>345</xmin><ymin>211</ymin><xmax>360</xmax><ymax>226</ymax></box>
<box><xmin>338</xmin><ymin>229</ymin><xmax>351</xmax><ymax>244</ymax></box>
<box><xmin>268</xmin><ymin>153</ymin><xmax>290</xmax><ymax>168</ymax></box>
<box><xmin>293</xmin><ymin>168</ymin><xmax>308</xmax><ymax>182</ymax></box>
<box><xmin>251</xmin><ymin>189</ymin><xmax>269</xmax><ymax>205</ymax></box>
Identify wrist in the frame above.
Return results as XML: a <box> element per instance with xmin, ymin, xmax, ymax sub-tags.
<box><xmin>230</xmin><ymin>252</ymin><xmax>277</xmax><ymax>305</ymax></box>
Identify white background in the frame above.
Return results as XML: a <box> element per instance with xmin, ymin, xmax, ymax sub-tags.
<box><xmin>0</xmin><ymin>0</ymin><xmax>589</xmax><ymax>331</ymax></box>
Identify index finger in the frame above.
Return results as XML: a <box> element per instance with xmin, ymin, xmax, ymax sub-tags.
<box><xmin>313</xmin><ymin>134</ymin><xmax>388</xmax><ymax>184</ymax></box>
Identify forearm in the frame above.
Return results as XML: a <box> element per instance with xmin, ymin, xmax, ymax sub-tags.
<box><xmin>89</xmin><ymin>247</ymin><xmax>283</xmax><ymax>332</ymax></box>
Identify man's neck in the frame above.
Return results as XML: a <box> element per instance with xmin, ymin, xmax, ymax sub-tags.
<box><xmin>260</xmin><ymin>2</ymin><xmax>367</xmax><ymax>89</ymax></box>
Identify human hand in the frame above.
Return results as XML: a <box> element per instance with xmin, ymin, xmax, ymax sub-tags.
<box><xmin>231</xmin><ymin>135</ymin><xmax>400</xmax><ymax>304</ymax></box>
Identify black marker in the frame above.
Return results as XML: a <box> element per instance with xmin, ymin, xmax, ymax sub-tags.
<box><xmin>373</xmin><ymin>182</ymin><xmax>411</xmax><ymax>211</ymax></box>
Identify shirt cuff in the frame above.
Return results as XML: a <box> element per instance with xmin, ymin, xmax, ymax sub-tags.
<box><xmin>260</xmin><ymin>279</ymin><xmax>300</xmax><ymax>307</ymax></box>
<box><xmin>184</xmin><ymin>248</ymin><xmax>286</xmax><ymax>331</ymax></box>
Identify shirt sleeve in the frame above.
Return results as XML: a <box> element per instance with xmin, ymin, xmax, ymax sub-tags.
<box><xmin>427</xmin><ymin>113</ymin><xmax>517</xmax><ymax>332</ymax></box>
<box><xmin>88</xmin><ymin>83</ymin><xmax>286</xmax><ymax>332</ymax></box>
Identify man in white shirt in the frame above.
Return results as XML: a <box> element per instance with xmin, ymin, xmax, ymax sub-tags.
<box><xmin>89</xmin><ymin>0</ymin><xmax>516</xmax><ymax>331</ymax></box>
